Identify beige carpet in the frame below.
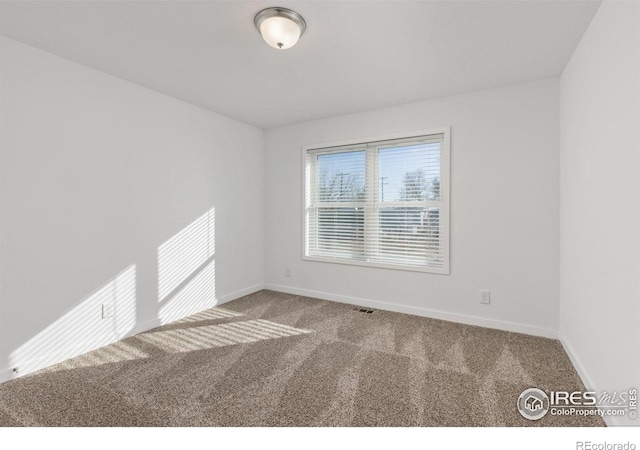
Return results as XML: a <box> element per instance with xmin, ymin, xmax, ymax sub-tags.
<box><xmin>0</xmin><ymin>290</ymin><xmax>604</xmax><ymax>426</ymax></box>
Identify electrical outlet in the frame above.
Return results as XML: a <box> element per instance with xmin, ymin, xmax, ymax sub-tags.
<box><xmin>480</xmin><ymin>290</ymin><xmax>491</xmax><ymax>305</ymax></box>
<box><xmin>102</xmin><ymin>303</ymin><xmax>114</xmax><ymax>319</ymax></box>
<box><xmin>285</xmin><ymin>267</ymin><xmax>292</xmax><ymax>277</ymax></box>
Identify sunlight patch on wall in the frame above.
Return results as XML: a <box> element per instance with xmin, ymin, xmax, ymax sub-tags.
<box><xmin>157</xmin><ymin>207</ymin><xmax>218</xmax><ymax>325</ymax></box>
<box><xmin>158</xmin><ymin>207</ymin><xmax>215</xmax><ymax>302</ymax></box>
<box><xmin>9</xmin><ymin>265</ymin><xmax>137</xmax><ymax>377</ymax></box>
<box><xmin>138</xmin><ymin>319</ymin><xmax>313</xmax><ymax>353</ymax></box>
<box><xmin>158</xmin><ymin>259</ymin><xmax>216</xmax><ymax>325</ymax></box>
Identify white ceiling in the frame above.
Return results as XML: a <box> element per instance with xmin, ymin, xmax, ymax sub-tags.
<box><xmin>0</xmin><ymin>1</ymin><xmax>600</xmax><ymax>128</ymax></box>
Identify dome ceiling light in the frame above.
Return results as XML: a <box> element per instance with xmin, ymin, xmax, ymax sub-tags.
<box><xmin>254</xmin><ymin>7</ymin><xmax>306</xmax><ymax>50</ymax></box>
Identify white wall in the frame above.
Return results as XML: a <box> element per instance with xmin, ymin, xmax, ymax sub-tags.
<box><xmin>0</xmin><ymin>37</ymin><xmax>264</xmax><ymax>381</ymax></box>
<box><xmin>264</xmin><ymin>79</ymin><xmax>560</xmax><ymax>337</ymax></box>
<box><xmin>559</xmin><ymin>2</ymin><xmax>640</xmax><ymax>426</ymax></box>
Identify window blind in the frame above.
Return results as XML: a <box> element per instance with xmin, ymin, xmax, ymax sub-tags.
<box><xmin>304</xmin><ymin>131</ymin><xmax>449</xmax><ymax>273</ymax></box>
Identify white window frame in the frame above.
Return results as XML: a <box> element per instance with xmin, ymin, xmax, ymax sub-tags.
<box><xmin>302</xmin><ymin>127</ymin><xmax>450</xmax><ymax>274</ymax></box>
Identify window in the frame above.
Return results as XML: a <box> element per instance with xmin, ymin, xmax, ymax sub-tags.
<box><xmin>303</xmin><ymin>129</ymin><xmax>449</xmax><ymax>274</ymax></box>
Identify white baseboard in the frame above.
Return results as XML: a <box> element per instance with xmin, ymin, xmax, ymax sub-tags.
<box><xmin>129</xmin><ymin>318</ymin><xmax>163</xmax><ymax>335</ymax></box>
<box><xmin>0</xmin><ymin>367</ymin><xmax>14</xmax><ymax>384</ymax></box>
<box><xmin>129</xmin><ymin>284</ymin><xmax>264</xmax><ymax>335</ymax></box>
<box><xmin>217</xmin><ymin>283</ymin><xmax>264</xmax><ymax>305</ymax></box>
<box><xmin>265</xmin><ymin>283</ymin><xmax>557</xmax><ymax>339</ymax></box>
<box><xmin>0</xmin><ymin>283</ymin><xmax>265</xmax><ymax>385</ymax></box>
<box><xmin>559</xmin><ymin>333</ymin><xmax>630</xmax><ymax>427</ymax></box>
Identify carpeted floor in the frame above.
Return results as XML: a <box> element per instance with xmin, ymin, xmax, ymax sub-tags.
<box><xmin>0</xmin><ymin>290</ymin><xmax>604</xmax><ymax>427</ymax></box>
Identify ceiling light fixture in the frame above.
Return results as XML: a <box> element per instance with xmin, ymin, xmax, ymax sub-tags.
<box><xmin>254</xmin><ymin>7</ymin><xmax>306</xmax><ymax>50</ymax></box>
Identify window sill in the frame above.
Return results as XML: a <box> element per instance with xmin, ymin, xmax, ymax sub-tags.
<box><xmin>302</xmin><ymin>254</ymin><xmax>450</xmax><ymax>275</ymax></box>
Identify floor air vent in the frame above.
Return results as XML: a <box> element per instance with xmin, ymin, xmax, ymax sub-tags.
<box><xmin>352</xmin><ymin>306</ymin><xmax>375</xmax><ymax>314</ymax></box>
